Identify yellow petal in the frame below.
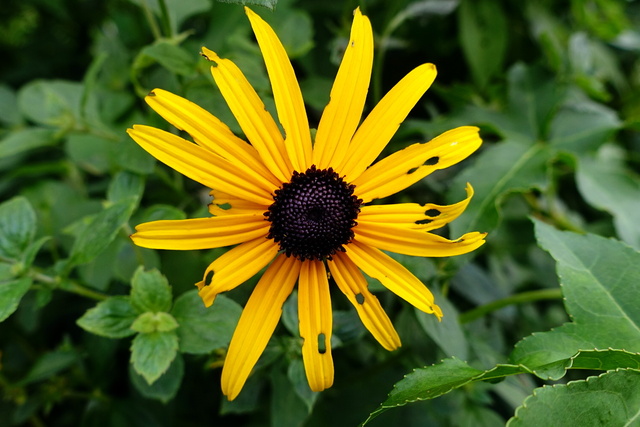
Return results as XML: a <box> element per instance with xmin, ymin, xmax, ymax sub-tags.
<box><xmin>358</xmin><ymin>183</ymin><xmax>475</xmax><ymax>231</ymax></box>
<box><xmin>197</xmin><ymin>237</ymin><xmax>279</xmax><ymax>307</ymax></box>
<box><xmin>298</xmin><ymin>260</ymin><xmax>334</xmax><ymax>392</ymax></box>
<box><xmin>353</xmin><ymin>126</ymin><xmax>482</xmax><ymax>202</ymax></box>
<box><xmin>127</xmin><ymin>125</ymin><xmax>273</xmax><ymax>205</ymax></box>
<box><xmin>345</xmin><ymin>240</ymin><xmax>442</xmax><ymax>318</ymax></box>
<box><xmin>145</xmin><ymin>88</ymin><xmax>280</xmax><ymax>189</ymax></box>
<box><xmin>222</xmin><ymin>254</ymin><xmax>300</xmax><ymax>400</ymax></box>
<box><xmin>327</xmin><ymin>252</ymin><xmax>401</xmax><ymax>351</ymax></box>
<box><xmin>354</xmin><ymin>223</ymin><xmax>487</xmax><ymax>257</ymax></box>
<box><xmin>208</xmin><ymin>190</ymin><xmax>268</xmax><ymax>217</ymax></box>
<box><xmin>338</xmin><ymin>63</ymin><xmax>438</xmax><ymax>182</ymax></box>
<box><xmin>313</xmin><ymin>8</ymin><xmax>373</xmax><ymax>170</ymax></box>
<box><xmin>246</xmin><ymin>7</ymin><xmax>312</xmax><ymax>172</ymax></box>
<box><xmin>201</xmin><ymin>47</ymin><xmax>293</xmax><ymax>182</ymax></box>
<box><xmin>131</xmin><ymin>214</ymin><xmax>269</xmax><ymax>250</ymax></box>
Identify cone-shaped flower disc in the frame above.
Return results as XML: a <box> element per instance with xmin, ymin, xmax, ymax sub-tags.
<box><xmin>129</xmin><ymin>7</ymin><xmax>486</xmax><ymax>401</ymax></box>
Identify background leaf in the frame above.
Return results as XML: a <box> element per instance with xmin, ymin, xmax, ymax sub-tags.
<box><xmin>511</xmin><ymin>220</ymin><xmax>640</xmax><ymax>367</ymax></box>
<box><xmin>130</xmin><ymin>267</ymin><xmax>173</xmax><ymax>313</ymax></box>
<box><xmin>130</xmin><ymin>330</ymin><xmax>179</xmax><ymax>385</ymax></box>
<box><xmin>76</xmin><ymin>296</ymin><xmax>138</xmax><ymax>338</ymax></box>
<box><xmin>0</xmin><ymin>196</ymin><xmax>37</xmax><ymax>260</ymax></box>
<box><xmin>508</xmin><ymin>369</ymin><xmax>640</xmax><ymax>426</ymax></box>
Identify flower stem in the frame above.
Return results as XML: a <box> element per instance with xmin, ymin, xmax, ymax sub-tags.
<box><xmin>458</xmin><ymin>288</ymin><xmax>563</xmax><ymax>324</ymax></box>
<box><xmin>139</xmin><ymin>0</ymin><xmax>162</xmax><ymax>40</ymax></box>
<box><xmin>157</xmin><ymin>0</ymin><xmax>173</xmax><ymax>38</ymax></box>
<box><xmin>31</xmin><ymin>271</ymin><xmax>108</xmax><ymax>301</ymax></box>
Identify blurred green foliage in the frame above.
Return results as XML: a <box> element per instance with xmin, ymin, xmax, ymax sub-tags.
<box><xmin>1</xmin><ymin>0</ymin><xmax>640</xmax><ymax>426</ymax></box>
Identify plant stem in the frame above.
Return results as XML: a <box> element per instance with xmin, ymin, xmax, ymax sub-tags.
<box><xmin>31</xmin><ymin>271</ymin><xmax>108</xmax><ymax>301</ymax></box>
<box><xmin>458</xmin><ymin>288</ymin><xmax>563</xmax><ymax>324</ymax></box>
<box><xmin>157</xmin><ymin>0</ymin><xmax>173</xmax><ymax>38</ymax></box>
<box><xmin>139</xmin><ymin>0</ymin><xmax>162</xmax><ymax>40</ymax></box>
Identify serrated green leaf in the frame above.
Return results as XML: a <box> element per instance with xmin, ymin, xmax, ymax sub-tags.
<box><xmin>363</xmin><ymin>357</ymin><xmax>527</xmax><ymax>424</ymax></box>
<box><xmin>76</xmin><ymin>296</ymin><xmax>137</xmax><ymax>338</ymax></box>
<box><xmin>129</xmin><ymin>353</ymin><xmax>184</xmax><ymax>403</ymax></box>
<box><xmin>130</xmin><ymin>267</ymin><xmax>172</xmax><ymax>313</ymax></box>
<box><xmin>0</xmin><ymin>196</ymin><xmax>37</xmax><ymax>260</ymax></box>
<box><xmin>131</xmin><ymin>311</ymin><xmax>178</xmax><ymax>333</ymax></box>
<box><xmin>364</xmin><ymin>349</ymin><xmax>640</xmax><ymax>424</ymax></box>
<box><xmin>20</xmin><ymin>236</ymin><xmax>51</xmax><ymax>271</ymax></box>
<box><xmin>68</xmin><ymin>197</ymin><xmax>137</xmax><ymax>266</ymax></box>
<box><xmin>448</xmin><ymin>140</ymin><xmax>551</xmax><ymax>237</ymax></box>
<box><xmin>577</xmin><ymin>153</ymin><xmax>640</xmax><ymax>250</ymax></box>
<box><xmin>511</xmin><ymin>220</ymin><xmax>640</xmax><ymax>368</ymax></box>
<box><xmin>507</xmin><ymin>369</ymin><xmax>640</xmax><ymax>426</ymax></box>
<box><xmin>130</xmin><ymin>330</ymin><xmax>179</xmax><ymax>385</ymax></box>
<box><xmin>171</xmin><ymin>290</ymin><xmax>242</xmax><ymax>354</ymax></box>
<box><xmin>0</xmin><ymin>277</ymin><xmax>32</xmax><ymax>322</ymax></box>
<box><xmin>0</xmin><ymin>128</ymin><xmax>58</xmax><ymax>159</ymax></box>
<box><xmin>459</xmin><ymin>0</ymin><xmax>507</xmax><ymax>88</ymax></box>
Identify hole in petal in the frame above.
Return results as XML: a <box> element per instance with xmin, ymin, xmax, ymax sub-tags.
<box><xmin>317</xmin><ymin>333</ymin><xmax>327</xmax><ymax>354</ymax></box>
<box><xmin>355</xmin><ymin>293</ymin><xmax>365</xmax><ymax>305</ymax></box>
<box><xmin>425</xmin><ymin>156</ymin><xmax>439</xmax><ymax>166</ymax></box>
<box><xmin>407</xmin><ymin>166</ymin><xmax>419</xmax><ymax>175</ymax></box>
<box><xmin>204</xmin><ymin>270</ymin><xmax>214</xmax><ymax>286</ymax></box>
<box><xmin>415</xmin><ymin>219</ymin><xmax>433</xmax><ymax>225</ymax></box>
<box><xmin>425</xmin><ymin>208</ymin><xmax>440</xmax><ymax>217</ymax></box>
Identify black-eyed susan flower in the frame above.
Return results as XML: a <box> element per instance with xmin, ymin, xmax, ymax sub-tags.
<box><xmin>128</xmin><ymin>7</ymin><xmax>486</xmax><ymax>400</ymax></box>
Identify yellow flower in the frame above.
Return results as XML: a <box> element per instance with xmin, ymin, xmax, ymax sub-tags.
<box><xmin>128</xmin><ymin>7</ymin><xmax>485</xmax><ymax>400</ymax></box>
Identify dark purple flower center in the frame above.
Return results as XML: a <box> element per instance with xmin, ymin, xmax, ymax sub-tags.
<box><xmin>265</xmin><ymin>165</ymin><xmax>362</xmax><ymax>261</ymax></box>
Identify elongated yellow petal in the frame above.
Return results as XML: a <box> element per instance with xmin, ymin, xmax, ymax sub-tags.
<box><xmin>131</xmin><ymin>214</ymin><xmax>269</xmax><ymax>250</ymax></box>
<box><xmin>246</xmin><ymin>7</ymin><xmax>312</xmax><ymax>172</ymax></box>
<box><xmin>298</xmin><ymin>260</ymin><xmax>334</xmax><ymax>392</ymax></box>
<box><xmin>313</xmin><ymin>8</ymin><xmax>373</xmax><ymax>170</ymax></box>
<box><xmin>354</xmin><ymin>223</ymin><xmax>487</xmax><ymax>257</ymax></box>
<box><xmin>353</xmin><ymin>126</ymin><xmax>482</xmax><ymax>202</ymax></box>
<box><xmin>145</xmin><ymin>89</ymin><xmax>280</xmax><ymax>189</ymax></box>
<box><xmin>345</xmin><ymin>240</ymin><xmax>442</xmax><ymax>318</ymax></box>
<box><xmin>338</xmin><ymin>63</ymin><xmax>437</xmax><ymax>181</ymax></box>
<box><xmin>222</xmin><ymin>255</ymin><xmax>300</xmax><ymax>400</ymax></box>
<box><xmin>197</xmin><ymin>237</ymin><xmax>279</xmax><ymax>307</ymax></box>
<box><xmin>127</xmin><ymin>125</ymin><xmax>273</xmax><ymax>205</ymax></box>
<box><xmin>358</xmin><ymin>183</ymin><xmax>474</xmax><ymax>231</ymax></box>
<box><xmin>328</xmin><ymin>253</ymin><xmax>400</xmax><ymax>351</ymax></box>
<box><xmin>208</xmin><ymin>190</ymin><xmax>268</xmax><ymax>217</ymax></box>
<box><xmin>201</xmin><ymin>47</ymin><xmax>293</xmax><ymax>182</ymax></box>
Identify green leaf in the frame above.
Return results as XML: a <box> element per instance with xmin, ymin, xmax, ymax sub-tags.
<box><xmin>458</xmin><ymin>0</ymin><xmax>507</xmax><ymax>88</ymax></box>
<box><xmin>415</xmin><ymin>288</ymin><xmax>469</xmax><ymax>360</ymax></box>
<box><xmin>266</xmin><ymin>9</ymin><xmax>314</xmax><ymax>58</ymax></box>
<box><xmin>271</xmin><ymin>367</ymin><xmax>310</xmax><ymax>427</ymax></box>
<box><xmin>76</xmin><ymin>296</ymin><xmax>137</xmax><ymax>338</ymax></box>
<box><xmin>65</xmin><ymin>133</ymin><xmax>115</xmax><ymax>174</ymax></box>
<box><xmin>576</xmin><ymin>152</ymin><xmax>640</xmax><ymax>250</ymax></box>
<box><xmin>130</xmin><ymin>330</ymin><xmax>179</xmax><ymax>385</ymax></box>
<box><xmin>508</xmin><ymin>369</ymin><xmax>640</xmax><ymax>426</ymax></box>
<box><xmin>18</xmin><ymin>347</ymin><xmax>80</xmax><ymax>386</ymax></box>
<box><xmin>171</xmin><ymin>290</ymin><xmax>242</xmax><ymax>354</ymax></box>
<box><xmin>130</xmin><ymin>311</ymin><xmax>179</xmax><ymax>333</ymax></box>
<box><xmin>363</xmin><ymin>357</ymin><xmax>527</xmax><ymax>424</ymax></box>
<box><xmin>216</xmin><ymin>0</ymin><xmax>277</xmax><ymax>11</ymax></box>
<box><xmin>364</xmin><ymin>349</ymin><xmax>640</xmax><ymax>424</ymax></box>
<box><xmin>0</xmin><ymin>196</ymin><xmax>37</xmax><ymax>260</ymax></box>
<box><xmin>17</xmin><ymin>80</ymin><xmax>83</xmax><ymax>127</ymax></box>
<box><xmin>68</xmin><ymin>197</ymin><xmax>137</xmax><ymax>266</ymax></box>
<box><xmin>129</xmin><ymin>353</ymin><xmax>184</xmax><ymax>403</ymax></box>
<box><xmin>107</xmin><ymin>171</ymin><xmax>145</xmax><ymax>205</ymax></box>
<box><xmin>130</xmin><ymin>267</ymin><xmax>172</xmax><ymax>313</ymax></box>
<box><xmin>0</xmin><ymin>84</ymin><xmax>21</xmax><ymax>125</ymax></box>
<box><xmin>511</xmin><ymin>220</ymin><xmax>640</xmax><ymax>368</ymax></box>
<box><xmin>0</xmin><ymin>128</ymin><xmax>58</xmax><ymax>159</ymax></box>
<box><xmin>448</xmin><ymin>140</ymin><xmax>551</xmax><ymax>237</ymax></box>
<box><xmin>549</xmin><ymin>94</ymin><xmax>621</xmax><ymax>153</ymax></box>
<box><xmin>287</xmin><ymin>358</ymin><xmax>318</xmax><ymax>413</ymax></box>
<box><xmin>0</xmin><ymin>277</ymin><xmax>32</xmax><ymax>322</ymax></box>
<box><xmin>135</xmin><ymin>41</ymin><xmax>196</xmax><ymax>77</ymax></box>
